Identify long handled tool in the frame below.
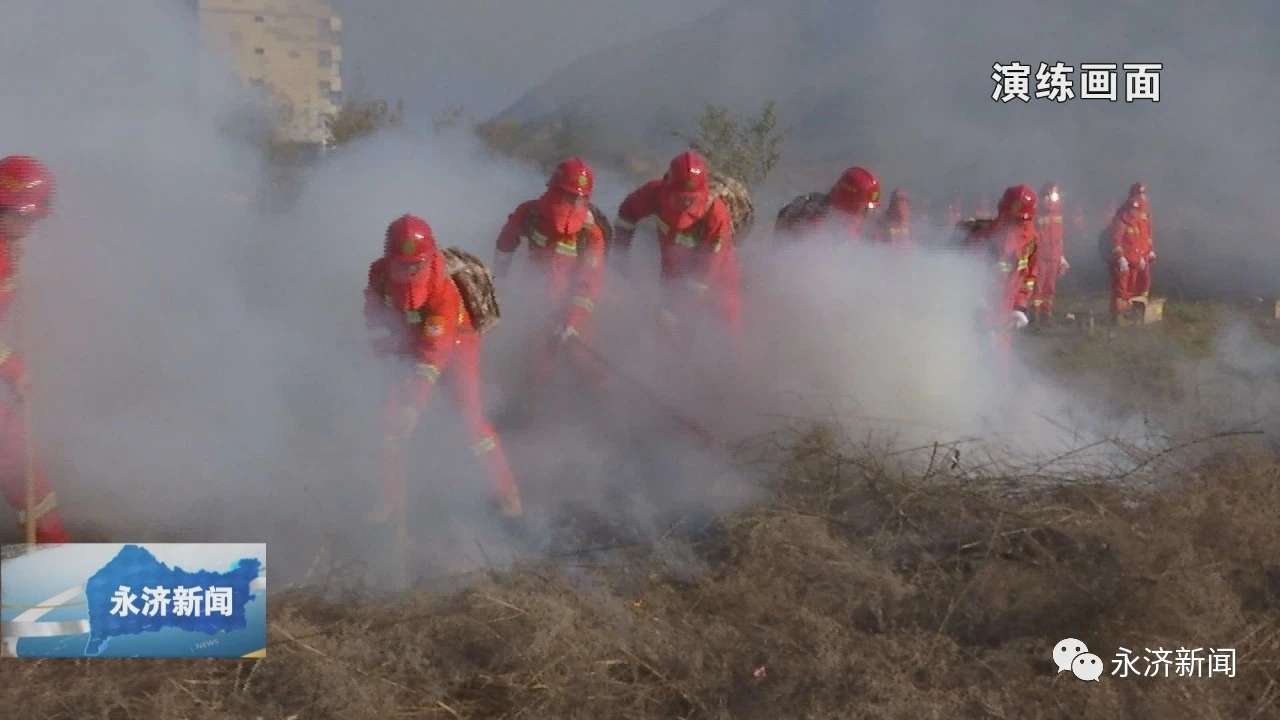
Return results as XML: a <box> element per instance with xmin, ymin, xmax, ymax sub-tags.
<box><xmin>15</xmin><ymin>260</ymin><xmax>36</xmax><ymax>545</ymax></box>
<box><xmin>566</xmin><ymin>335</ymin><xmax>721</xmax><ymax>449</ymax></box>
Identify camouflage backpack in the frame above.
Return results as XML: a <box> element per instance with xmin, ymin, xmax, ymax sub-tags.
<box><xmin>775</xmin><ymin>192</ymin><xmax>831</xmax><ymax>234</ymax></box>
<box><xmin>441</xmin><ymin>247</ymin><xmax>500</xmax><ymax>334</ymax></box>
<box><xmin>709</xmin><ymin>172</ymin><xmax>754</xmax><ymax>242</ymax></box>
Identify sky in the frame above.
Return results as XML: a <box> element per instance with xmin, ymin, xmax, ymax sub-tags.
<box><xmin>328</xmin><ymin>0</ymin><xmax>726</xmax><ymax>120</ymax></box>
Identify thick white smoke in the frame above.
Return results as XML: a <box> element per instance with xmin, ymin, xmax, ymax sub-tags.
<box><xmin>1</xmin><ymin>1</ymin><xmax>1225</xmax><ymax>592</ymax></box>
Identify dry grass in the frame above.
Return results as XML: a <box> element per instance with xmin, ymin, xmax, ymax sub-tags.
<box><xmin>4</xmin><ymin>423</ymin><xmax>1279</xmax><ymax>719</ymax></box>
<box><xmin>5</xmin><ymin>296</ymin><xmax>1280</xmax><ymax>718</ymax></box>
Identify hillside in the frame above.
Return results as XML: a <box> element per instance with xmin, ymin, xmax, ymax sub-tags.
<box><xmin>483</xmin><ymin>0</ymin><xmax>1280</xmax><ymax>298</ymax></box>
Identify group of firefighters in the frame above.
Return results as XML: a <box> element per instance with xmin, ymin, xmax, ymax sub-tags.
<box><xmin>0</xmin><ymin>150</ymin><xmax>1157</xmax><ymax>540</ymax></box>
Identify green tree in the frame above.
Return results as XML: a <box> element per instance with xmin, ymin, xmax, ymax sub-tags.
<box><xmin>675</xmin><ymin>101</ymin><xmax>785</xmax><ymax>189</ymax></box>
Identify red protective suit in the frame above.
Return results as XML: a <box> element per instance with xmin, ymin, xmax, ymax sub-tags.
<box><xmin>872</xmin><ymin>188</ymin><xmax>912</xmax><ymax>246</ymax></box>
<box><xmin>495</xmin><ymin>159</ymin><xmax>608</xmax><ymax>390</ymax></box>
<box><xmin>366</xmin><ymin>215</ymin><xmax>521</xmax><ymax>519</ymax></box>
<box><xmin>1107</xmin><ymin>183</ymin><xmax>1155</xmax><ymax>319</ymax></box>
<box><xmin>1031</xmin><ymin>183</ymin><xmax>1069</xmax><ymax>322</ymax></box>
<box><xmin>966</xmin><ymin>186</ymin><xmax>1040</xmax><ymax>359</ymax></box>
<box><xmin>0</xmin><ymin>155</ymin><xmax>67</xmax><ymax>544</ymax></box>
<box><xmin>614</xmin><ymin>151</ymin><xmax>741</xmax><ymax>340</ymax></box>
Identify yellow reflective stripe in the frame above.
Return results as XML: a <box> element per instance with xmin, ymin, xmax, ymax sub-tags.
<box><xmin>674</xmin><ymin>234</ymin><xmax>697</xmax><ymax>248</ymax></box>
<box><xmin>1126</xmin><ymin>226</ymin><xmax>1137</xmax><ymax>234</ymax></box>
<box><xmin>16</xmin><ymin>492</ymin><xmax>57</xmax><ymax>525</ymax></box>
<box><xmin>528</xmin><ymin>230</ymin><xmax>549</xmax><ymax>247</ymax></box>
<box><xmin>655</xmin><ymin>218</ymin><xmax>669</xmax><ymax>234</ymax></box>
<box><xmin>422</xmin><ymin>315</ymin><xmax>445</xmax><ymax>336</ymax></box>
<box><xmin>997</xmin><ymin>261</ymin><xmax>1013</xmax><ymax>273</ymax></box>
<box><xmin>383</xmin><ymin>294</ymin><xmax>394</xmax><ymax>307</ymax></box>
<box><xmin>1032</xmin><ymin>299</ymin><xmax>1045</xmax><ymax>307</ymax></box>
<box><xmin>471</xmin><ymin>436</ymin><xmax>497</xmax><ymax>456</ymax></box>
<box><xmin>709</xmin><ymin>238</ymin><xmax>723</xmax><ymax>253</ymax></box>
<box><xmin>555</xmin><ymin>240</ymin><xmax>578</xmax><ymax>257</ymax></box>
<box><xmin>0</xmin><ymin>347</ymin><xmax>10</xmax><ymax>365</ymax></box>
<box><xmin>570</xmin><ymin>295</ymin><xmax>594</xmax><ymax>312</ymax></box>
<box><xmin>1017</xmin><ymin>258</ymin><xmax>1029</xmax><ymax>271</ymax></box>
<box><xmin>415</xmin><ymin>363</ymin><xmax>441</xmax><ymax>383</ymax></box>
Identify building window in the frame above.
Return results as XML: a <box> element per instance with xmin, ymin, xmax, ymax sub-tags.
<box><xmin>318</xmin><ymin>80</ymin><xmax>330</xmax><ymax>94</ymax></box>
<box><xmin>318</xmin><ymin>49</ymin><xmax>332</xmax><ymax>68</ymax></box>
<box><xmin>254</xmin><ymin>15</ymin><xmax>264</xmax><ymax>23</ymax></box>
<box><xmin>254</xmin><ymin>47</ymin><xmax>265</xmax><ymax>55</ymax></box>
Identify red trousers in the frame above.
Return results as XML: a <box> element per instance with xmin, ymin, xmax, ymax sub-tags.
<box><xmin>1111</xmin><ymin>262</ymin><xmax>1152</xmax><ymax>316</ymax></box>
<box><xmin>380</xmin><ymin>335</ymin><xmax>518</xmax><ymax>514</ymax></box>
<box><xmin>1032</xmin><ymin>259</ymin><xmax>1060</xmax><ymax>318</ymax></box>
<box><xmin>0</xmin><ymin>381</ymin><xmax>69</xmax><ymax>543</ymax></box>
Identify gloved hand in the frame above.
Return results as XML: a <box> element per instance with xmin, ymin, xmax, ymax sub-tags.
<box><xmin>1011</xmin><ymin>309</ymin><xmax>1030</xmax><ymax>330</ymax></box>
<box><xmin>1059</xmin><ymin>256</ymin><xmax>1071</xmax><ymax>275</ymax></box>
<box><xmin>1148</xmin><ymin>250</ymin><xmax>1157</xmax><ymax>263</ymax></box>
<box><xmin>1117</xmin><ymin>256</ymin><xmax>1130</xmax><ymax>273</ymax></box>
<box><xmin>1138</xmin><ymin>257</ymin><xmax>1147</xmax><ymax>270</ymax></box>
<box><xmin>553</xmin><ymin>324</ymin><xmax>580</xmax><ymax>344</ymax></box>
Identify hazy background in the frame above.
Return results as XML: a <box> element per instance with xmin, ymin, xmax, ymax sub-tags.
<box><xmin>1</xmin><ymin>0</ymin><xmax>1276</xmax><ymax>584</ymax></box>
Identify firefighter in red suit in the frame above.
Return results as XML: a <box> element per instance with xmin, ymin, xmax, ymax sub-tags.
<box><xmin>0</xmin><ymin>156</ymin><xmax>69</xmax><ymax>544</ymax></box>
<box><xmin>872</xmin><ymin>188</ymin><xmax>912</xmax><ymax>246</ymax></box>
<box><xmin>775</xmin><ymin>166</ymin><xmax>881</xmax><ymax>242</ymax></box>
<box><xmin>613</xmin><ymin>151</ymin><xmax>741</xmax><ymax>341</ymax></box>
<box><xmin>1031</xmin><ymin>183</ymin><xmax>1070</xmax><ymax>325</ymax></box>
<box><xmin>967</xmin><ymin>185</ymin><xmax>1040</xmax><ymax>358</ymax></box>
<box><xmin>365</xmin><ymin>214</ymin><xmax>522</xmax><ymax>520</ymax></box>
<box><xmin>494</xmin><ymin>158</ymin><xmax>607</xmax><ymax>392</ymax></box>
<box><xmin>1107</xmin><ymin>182</ymin><xmax>1155</xmax><ymax>322</ymax></box>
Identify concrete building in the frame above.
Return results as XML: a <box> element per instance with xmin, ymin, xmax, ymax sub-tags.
<box><xmin>198</xmin><ymin>0</ymin><xmax>343</xmax><ymax>146</ymax></box>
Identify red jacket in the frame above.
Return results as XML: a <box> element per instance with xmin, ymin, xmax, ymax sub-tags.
<box><xmin>1107</xmin><ymin>206</ymin><xmax>1153</xmax><ymax>265</ymax></box>
<box><xmin>495</xmin><ymin>199</ymin><xmax>606</xmax><ymax>329</ymax></box>
<box><xmin>617</xmin><ymin>180</ymin><xmax>740</xmax><ymax>327</ymax></box>
<box><xmin>1036</xmin><ymin>207</ymin><xmax>1065</xmax><ymax>265</ymax></box>
<box><xmin>0</xmin><ymin>230</ymin><xmax>24</xmax><ymax>388</ymax></box>
<box><xmin>365</xmin><ymin>251</ymin><xmax>472</xmax><ymax>401</ymax></box>
<box><xmin>970</xmin><ymin>218</ymin><xmax>1039</xmax><ymax>317</ymax></box>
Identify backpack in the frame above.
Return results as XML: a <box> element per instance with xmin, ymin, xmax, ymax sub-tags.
<box><xmin>441</xmin><ymin>247</ymin><xmax>500</xmax><ymax>334</ymax></box>
<box><xmin>775</xmin><ymin>192</ymin><xmax>830</xmax><ymax>233</ymax></box>
<box><xmin>709</xmin><ymin>171</ymin><xmax>754</xmax><ymax>242</ymax></box>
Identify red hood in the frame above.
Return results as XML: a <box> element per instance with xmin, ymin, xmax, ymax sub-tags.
<box><xmin>538</xmin><ymin>190</ymin><xmax>590</xmax><ymax>235</ymax></box>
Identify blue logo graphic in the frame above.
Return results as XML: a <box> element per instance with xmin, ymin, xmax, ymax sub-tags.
<box><xmin>2</xmin><ymin>543</ymin><xmax>266</xmax><ymax>658</ymax></box>
<box><xmin>83</xmin><ymin>545</ymin><xmax>260</xmax><ymax>655</ymax></box>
